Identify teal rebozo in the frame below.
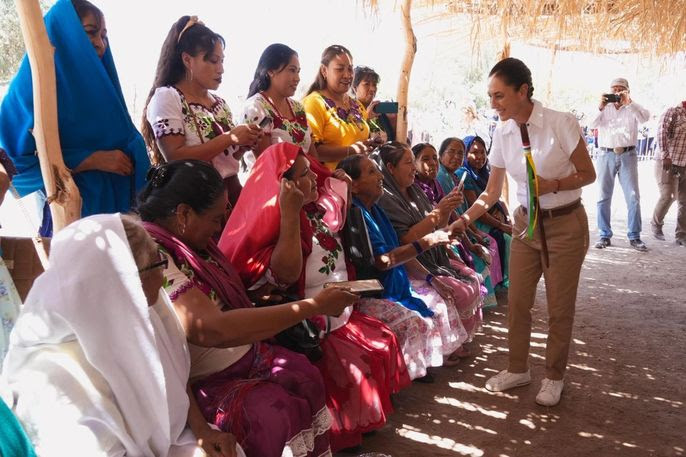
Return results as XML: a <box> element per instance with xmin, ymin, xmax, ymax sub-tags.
<box><xmin>0</xmin><ymin>0</ymin><xmax>149</xmax><ymax>233</ymax></box>
<box><xmin>0</xmin><ymin>398</ymin><xmax>37</xmax><ymax>457</ymax></box>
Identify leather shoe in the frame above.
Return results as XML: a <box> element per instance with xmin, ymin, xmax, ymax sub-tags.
<box><xmin>652</xmin><ymin>230</ymin><xmax>666</xmax><ymax>241</ymax></box>
<box><xmin>629</xmin><ymin>239</ymin><xmax>648</xmax><ymax>252</ymax></box>
<box><xmin>676</xmin><ymin>239</ymin><xmax>686</xmax><ymax>247</ymax></box>
<box><xmin>594</xmin><ymin>238</ymin><xmax>611</xmax><ymax>249</ymax></box>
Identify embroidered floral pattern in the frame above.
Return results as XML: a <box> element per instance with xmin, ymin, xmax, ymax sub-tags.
<box><xmin>321</xmin><ymin>95</ymin><xmax>366</xmax><ymax>130</ymax></box>
<box><xmin>246</xmin><ymin>95</ymin><xmax>310</xmax><ymax>148</ymax></box>
<box><xmin>161</xmin><ymin>247</ymin><xmax>219</xmax><ymax>304</ymax></box>
<box><xmin>305</xmin><ymin>205</ymin><xmax>342</xmax><ymax>275</ymax></box>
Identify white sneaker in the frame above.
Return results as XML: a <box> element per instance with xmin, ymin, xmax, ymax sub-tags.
<box><xmin>535</xmin><ymin>378</ymin><xmax>564</xmax><ymax>406</ymax></box>
<box><xmin>485</xmin><ymin>369</ymin><xmax>531</xmax><ymax>392</ymax></box>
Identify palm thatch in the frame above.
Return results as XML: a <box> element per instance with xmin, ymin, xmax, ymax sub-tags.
<box><xmin>365</xmin><ymin>0</ymin><xmax>686</xmax><ymax>56</ymax></box>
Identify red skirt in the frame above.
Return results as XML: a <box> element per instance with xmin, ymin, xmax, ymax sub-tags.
<box><xmin>315</xmin><ymin>309</ymin><xmax>411</xmax><ymax>451</ymax></box>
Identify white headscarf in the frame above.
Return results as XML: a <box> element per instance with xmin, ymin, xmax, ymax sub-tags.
<box><xmin>1</xmin><ymin>214</ymin><xmax>198</xmax><ymax>457</ymax></box>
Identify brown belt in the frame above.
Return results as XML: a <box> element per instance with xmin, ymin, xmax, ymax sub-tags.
<box><xmin>521</xmin><ymin>199</ymin><xmax>581</xmax><ymax>269</ymax></box>
<box><xmin>522</xmin><ymin>199</ymin><xmax>581</xmax><ymax>219</ymax></box>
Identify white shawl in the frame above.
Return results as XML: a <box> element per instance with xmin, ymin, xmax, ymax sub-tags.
<box><xmin>0</xmin><ymin>214</ymin><xmax>228</xmax><ymax>456</ymax></box>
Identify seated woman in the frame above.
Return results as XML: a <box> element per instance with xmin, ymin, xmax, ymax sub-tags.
<box><xmin>352</xmin><ymin>65</ymin><xmax>397</xmax><ymax>142</ymax></box>
<box><xmin>456</xmin><ymin>135</ymin><xmax>512</xmax><ymax>289</ymax></box>
<box><xmin>1</xmin><ymin>214</ymin><xmax>244</xmax><ymax>457</ymax></box>
<box><xmin>413</xmin><ymin>142</ymin><xmax>497</xmax><ymax>310</ymax></box>
<box><xmin>239</xmin><ymin>43</ymin><xmax>316</xmax><ymax>179</ymax></box>
<box><xmin>142</xmin><ymin>16</ymin><xmax>262</xmax><ymax>205</ymax></box>
<box><xmin>436</xmin><ymin>137</ymin><xmax>504</xmax><ymax>292</ymax></box>
<box><xmin>0</xmin><ymin>0</ymin><xmax>150</xmax><ymax>235</ymax></box>
<box><xmin>374</xmin><ymin>142</ymin><xmax>483</xmax><ymax>354</ymax></box>
<box><xmin>303</xmin><ymin>45</ymin><xmax>378</xmax><ymax>170</ymax></box>
<box><xmin>219</xmin><ymin>142</ymin><xmax>411</xmax><ymax>452</ymax></box>
<box><xmin>138</xmin><ymin>159</ymin><xmax>358</xmax><ymax>457</ymax></box>
<box><xmin>338</xmin><ymin>154</ymin><xmax>468</xmax><ymax>375</ymax></box>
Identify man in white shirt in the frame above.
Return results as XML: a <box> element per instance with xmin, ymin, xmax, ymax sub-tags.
<box><xmin>590</xmin><ymin>78</ymin><xmax>650</xmax><ymax>251</ymax></box>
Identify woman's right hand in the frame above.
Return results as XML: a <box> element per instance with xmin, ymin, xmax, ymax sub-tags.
<box><xmin>312</xmin><ymin>286</ymin><xmax>360</xmax><ymax>316</ymax></box>
<box><xmin>349</xmin><ymin>141</ymin><xmax>371</xmax><ymax>155</ymax></box>
<box><xmin>229</xmin><ymin>124</ymin><xmax>261</xmax><ymax>146</ymax></box>
<box><xmin>498</xmin><ymin>221</ymin><xmax>513</xmax><ymax>235</ymax></box>
<box><xmin>76</xmin><ymin>150</ymin><xmax>133</xmax><ymax>175</ymax></box>
<box><xmin>423</xmin><ymin>228</ymin><xmax>453</xmax><ymax>248</ymax></box>
<box><xmin>278</xmin><ymin>178</ymin><xmax>305</xmax><ymax>214</ymax></box>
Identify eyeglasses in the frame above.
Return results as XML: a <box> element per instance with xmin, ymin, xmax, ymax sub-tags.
<box><xmin>138</xmin><ymin>249</ymin><xmax>168</xmax><ymax>273</ymax></box>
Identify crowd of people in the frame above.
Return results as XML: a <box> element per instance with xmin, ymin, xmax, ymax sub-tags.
<box><xmin>0</xmin><ymin>1</ymin><xmax>683</xmax><ymax>457</ymax></box>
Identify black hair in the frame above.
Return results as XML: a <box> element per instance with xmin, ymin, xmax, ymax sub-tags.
<box><xmin>337</xmin><ymin>154</ymin><xmax>366</xmax><ymax>180</ymax></box>
<box><xmin>353</xmin><ymin>66</ymin><xmax>380</xmax><ymax>89</ymax></box>
<box><xmin>489</xmin><ymin>57</ymin><xmax>534</xmax><ymax>100</ymax></box>
<box><xmin>71</xmin><ymin>0</ymin><xmax>103</xmax><ymax>28</ymax></box>
<box><xmin>410</xmin><ymin>142</ymin><xmax>436</xmax><ymax>159</ymax></box>
<box><xmin>248</xmin><ymin>43</ymin><xmax>298</xmax><ymax>98</ymax></box>
<box><xmin>376</xmin><ymin>141</ymin><xmax>410</xmax><ymax>168</ymax></box>
<box><xmin>438</xmin><ymin>137</ymin><xmax>464</xmax><ymax>157</ymax></box>
<box><xmin>137</xmin><ymin>160</ymin><xmax>224</xmax><ymax>222</ymax></box>
<box><xmin>142</xmin><ymin>17</ymin><xmax>226</xmax><ymax>165</ymax></box>
<box><xmin>306</xmin><ymin>44</ymin><xmax>352</xmax><ymax>96</ymax></box>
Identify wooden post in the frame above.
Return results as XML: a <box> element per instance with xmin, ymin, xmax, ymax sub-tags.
<box><xmin>396</xmin><ymin>0</ymin><xmax>415</xmax><ymax>145</ymax></box>
<box><xmin>14</xmin><ymin>0</ymin><xmax>81</xmax><ymax>233</ymax></box>
<box><xmin>498</xmin><ymin>40</ymin><xmax>511</xmax><ymax>208</ymax></box>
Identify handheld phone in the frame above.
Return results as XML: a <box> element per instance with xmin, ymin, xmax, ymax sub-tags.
<box><xmin>323</xmin><ymin>279</ymin><xmax>384</xmax><ymax>297</ymax></box>
<box><xmin>258</xmin><ymin>117</ymin><xmax>271</xmax><ymax>129</ymax></box>
<box><xmin>603</xmin><ymin>93</ymin><xmax>621</xmax><ymax>103</ymax></box>
<box><xmin>373</xmin><ymin>102</ymin><xmax>399</xmax><ymax>114</ymax></box>
<box><xmin>456</xmin><ymin>172</ymin><xmax>468</xmax><ymax>192</ymax></box>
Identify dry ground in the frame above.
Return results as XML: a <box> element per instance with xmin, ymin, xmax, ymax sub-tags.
<box><xmin>338</xmin><ymin>160</ymin><xmax>685</xmax><ymax>457</ymax></box>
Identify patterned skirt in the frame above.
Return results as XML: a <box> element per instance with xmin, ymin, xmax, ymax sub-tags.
<box><xmin>192</xmin><ymin>342</ymin><xmax>332</xmax><ymax>457</ymax></box>
<box><xmin>316</xmin><ymin>310</ymin><xmax>411</xmax><ymax>452</ymax></box>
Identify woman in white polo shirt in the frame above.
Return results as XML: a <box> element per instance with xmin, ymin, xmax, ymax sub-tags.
<box><xmin>450</xmin><ymin>58</ymin><xmax>596</xmax><ymax>406</ymax></box>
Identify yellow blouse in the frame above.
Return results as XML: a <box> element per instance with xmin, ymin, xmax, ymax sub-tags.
<box><xmin>302</xmin><ymin>91</ymin><xmax>370</xmax><ymax>169</ymax></box>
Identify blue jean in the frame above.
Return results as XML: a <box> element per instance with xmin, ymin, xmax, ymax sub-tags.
<box><xmin>596</xmin><ymin>149</ymin><xmax>642</xmax><ymax>240</ymax></box>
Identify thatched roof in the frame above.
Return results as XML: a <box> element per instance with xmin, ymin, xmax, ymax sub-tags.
<box><xmin>366</xmin><ymin>0</ymin><xmax>686</xmax><ymax>56</ymax></box>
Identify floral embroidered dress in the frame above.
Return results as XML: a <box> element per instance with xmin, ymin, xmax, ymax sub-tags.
<box><xmin>240</xmin><ymin>93</ymin><xmax>312</xmax><ymax>178</ymax></box>
<box><xmin>154</xmin><ymin>240</ymin><xmax>333</xmax><ymax>457</ymax></box>
<box><xmin>146</xmin><ymin>86</ymin><xmax>240</xmax><ymax>180</ymax></box>
<box><xmin>302</xmin><ymin>91</ymin><xmax>370</xmax><ymax>170</ymax></box>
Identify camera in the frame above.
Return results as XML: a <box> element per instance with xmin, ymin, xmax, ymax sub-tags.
<box><xmin>603</xmin><ymin>93</ymin><xmax>621</xmax><ymax>103</ymax></box>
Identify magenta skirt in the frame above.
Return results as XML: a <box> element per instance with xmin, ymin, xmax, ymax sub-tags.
<box><xmin>192</xmin><ymin>342</ymin><xmax>332</xmax><ymax>457</ymax></box>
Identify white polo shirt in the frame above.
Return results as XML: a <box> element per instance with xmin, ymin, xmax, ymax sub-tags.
<box><xmin>489</xmin><ymin>100</ymin><xmax>583</xmax><ymax>210</ymax></box>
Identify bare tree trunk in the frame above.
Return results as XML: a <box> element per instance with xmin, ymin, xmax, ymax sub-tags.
<box><xmin>14</xmin><ymin>0</ymin><xmax>81</xmax><ymax>233</ymax></box>
<box><xmin>396</xmin><ymin>0</ymin><xmax>415</xmax><ymax>145</ymax></box>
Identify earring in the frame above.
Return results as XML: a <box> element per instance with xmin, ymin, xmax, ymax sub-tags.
<box><xmin>179</xmin><ymin>223</ymin><xmax>186</xmax><ymax>236</ymax></box>
<box><xmin>187</xmin><ymin>68</ymin><xmax>194</xmax><ymax>82</ymax></box>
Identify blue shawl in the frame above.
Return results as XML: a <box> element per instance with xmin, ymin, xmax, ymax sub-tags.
<box><xmin>460</xmin><ymin>135</ymin><xmax>490</xmax><ymax>191</ymax></box>
<box><xmin>0</xmin><ymin>0</ymin><xmax>149</xmax><ymax>216</ymax></box>
<box><xmin>352</xmin><ymin>197</ymin><xmax>433</xmax><ymax>317</ymax></box>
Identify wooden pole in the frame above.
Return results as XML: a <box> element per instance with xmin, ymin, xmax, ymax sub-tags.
<box><xmin>498</xmin><ymin>40</ymin><xmax>511</xmax><ymax>209</ymax></box>
<box><xmin>14</xmin><ymin>0</ymin><xmax>81</xmax><ymax>233</ymax></box>
<box><xmin>396</xmin><ymin>0</ymin><xmax>416</xmax><ymax>145</ymax></box>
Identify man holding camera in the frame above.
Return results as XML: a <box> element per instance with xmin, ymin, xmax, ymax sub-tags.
<box><xmin>652</xmin><ymin>101</ymin><xmax>686</xmax><ymax>246</ymax></box>
<box><xmin>590</xmin><ymin>77</ymin><xmax>650</xmax><ymax>251</ymax></box>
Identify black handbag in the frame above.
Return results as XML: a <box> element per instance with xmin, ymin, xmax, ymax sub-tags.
<box><xmin>341</xmin><ymin>206</ymin><xmax>374</xmax><ymax>270</ymax></box>
<box><xmin>255</xmin><ymin>293</ymin><xmax>324</xmax><ymax>362</ymax></box>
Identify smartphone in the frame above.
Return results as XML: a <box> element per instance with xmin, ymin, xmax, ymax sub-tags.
<box><xmin>323</xmin><ymin>279</ymin><xmax>384</xmax><ymax>297</ymax></box>
<box><xmin>373</xmin><ymin>102</ymin><xmax>399</xmax><ymax>114</ymax></box>
<box><xmin>603</xmin><ymin>93</ymin><xmax>621</xmax><ymax>103</ymax></box>
<box><xmin>258</xmin><ymin>116</ymin><xmax>271</xmax><ymax>129</ymax></box>
<box><xmin>456</xmin><ymin>172</ymin><xmax>468</xmax><ymax>192</ymax></box>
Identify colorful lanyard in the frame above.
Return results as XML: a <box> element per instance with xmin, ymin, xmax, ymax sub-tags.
<box><xmin>519</xmin><ymin>123</ymin><xmax>539</xmax><ymax>239</ymax></box>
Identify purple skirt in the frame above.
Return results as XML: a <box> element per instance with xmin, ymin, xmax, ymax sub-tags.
<box><xmin>192</xmin><ymin>342</ymin><xmax>332</xmax><ymax>457</ymax></box>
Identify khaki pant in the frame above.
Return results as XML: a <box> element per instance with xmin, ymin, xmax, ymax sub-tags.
<box><xmin>651</xmin><ymin>159</ymin><xmax>686</xmax><ymax>241</ymax></box>
<box><xmin>508</xmin><ymin>204</ymin><xmax>589</xmax><ymax>380</ymax></box>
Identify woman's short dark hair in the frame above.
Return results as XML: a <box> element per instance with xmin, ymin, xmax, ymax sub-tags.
<box><xmin>142</xmin><ymin>17</ymin><xmax>225</xmax><ymax>165</ymax></box>
<box><xmin>376</xmin><ymin>141</ymin><xmax>410</xmax><ymax>168</ymax></box>
<box><xmin>337</xmin><ymin>154</ymin><xmax>366</xmax><ymax>180</ymax></box>
<box><xmin>489</xmin><ymin>57</ymin><xmax>534</xmax><ymax>100</ymax></box>
<box><xmin>137</xmin><ymin>160</ymin><xmax>224</xmax><ymax>222</ymax></box>
<box><xmin>353</xmin><ymin>66</ymin><xmax>380</xmax><ymax>89</ymax></box>
<box><xmin>438</xmin><ymin>137</ymin><xmax>464</xmax><ymax>157</ymax></box>
<box><xmin>410</xmin><ymin>142</ymin><xmax>435</xmax><ymax>158</ymax></box>
<box><xmin>248</xmin><ymin>43</ymin><xmax>298</xmax><ymax>98</ymax></box>
<box><xmin>306</xmin><ymin>44</ymin><xmax>352</xmax><ymax>95</ymax></box>
<box><xmin>71</xmin><ymin>0</ymin><xmax>103</xmax><ymax>27</ymax></box>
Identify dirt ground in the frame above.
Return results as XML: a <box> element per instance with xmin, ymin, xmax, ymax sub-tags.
<box><xmin>338</xmin><ymin>161</ymin><xmax>686</xmax><ymax>457</ymax></box>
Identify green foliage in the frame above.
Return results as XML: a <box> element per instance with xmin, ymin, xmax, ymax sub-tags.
<box><xmin>0</xmin><ymin>0</ymin><xmax>53</xmax><ymax>83</ymax></box>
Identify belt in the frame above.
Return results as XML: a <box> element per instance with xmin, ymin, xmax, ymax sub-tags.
<box><xmin>522</xmin><ymin>199</ymin><xmax>581</xmax><ymax>219</ymax></box>
<box><xmin>601</xmin><ymin>146</ymin><xmax>635</xmax><ymax>153</ymax></box>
